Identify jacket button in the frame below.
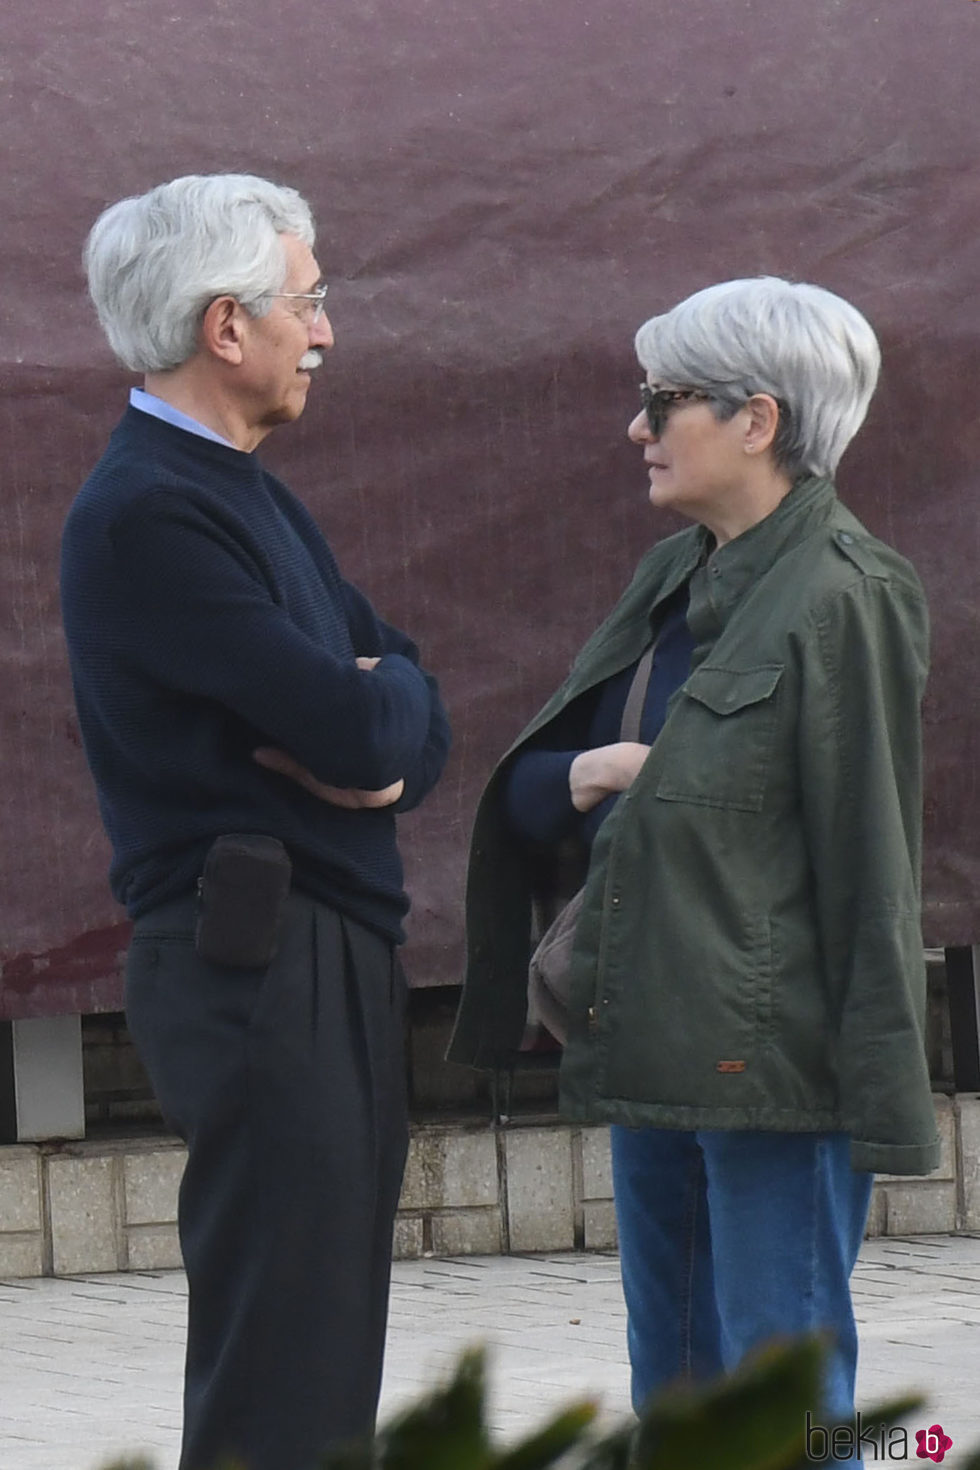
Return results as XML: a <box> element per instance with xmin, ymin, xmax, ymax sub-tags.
<box><xmin>611</xmin><ymin>895</ymin><xmax>621</xmax><ymax>907</ymax></box>
<box><xmin>838</xmin><ymin>531</ymin><xmax>853</xmax><ymax>545</ymax></box>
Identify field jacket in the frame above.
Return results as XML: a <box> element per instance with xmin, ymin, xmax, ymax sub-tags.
<box><xmin>449</xmin><ymin>476</ymin><xmax>939</xmax><ymax>1175</ymax></box>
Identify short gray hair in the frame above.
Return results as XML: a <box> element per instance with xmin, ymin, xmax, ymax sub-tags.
<box><xmin>83</xmin><ymin>173</ymin><xmax>316</xmax><ymax>373</ymax></box>
<box><xmin>634</xmin><ymin>277</ymin><xmax>881</xmax><ymax>476</ymax></box>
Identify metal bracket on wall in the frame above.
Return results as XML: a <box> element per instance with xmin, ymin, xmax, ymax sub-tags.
<box><xmin>0</xmin><ymin>1015</ymin><xmax>86</xmax><ymax>1144</ymax></box>
<box><xmin>944</xmin><ymin>945</ymin><xmax>980</xmax><ymax>1092</ymax></box>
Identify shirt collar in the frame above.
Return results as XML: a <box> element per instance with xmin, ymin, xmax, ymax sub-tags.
<box><xmin>129</xmin><ymin>387</ymin><xmax>238</xmax><ymax>449</ymax></box>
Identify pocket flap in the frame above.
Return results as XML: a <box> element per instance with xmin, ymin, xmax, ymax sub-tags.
<box><xmin>684</xmin><ymin>664</ymin><xmax>783</xmax><ymax>716</ymax></box>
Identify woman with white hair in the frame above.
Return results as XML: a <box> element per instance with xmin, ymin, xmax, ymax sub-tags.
<box><xmin>450</xmin><ymin>277</ymin><xmax>938</xmax><ymax>1436</ymax></box>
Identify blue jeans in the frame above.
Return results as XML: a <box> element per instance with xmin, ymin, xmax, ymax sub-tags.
<box><xmin>610</xmin><ymin>1127</ymin><xmax>873</xmax><ymax>1432</ymax></box>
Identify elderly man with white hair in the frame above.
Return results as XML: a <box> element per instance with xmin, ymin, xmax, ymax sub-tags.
<box><xmin>451</xmin><ymin>276</ymin><xmax>938</xmax><ymax>1452</ymax></box>
<box><xmin>61</xmin><ymin>174</ymin><xmax>450</xmax><ymax>1470</ymax></box>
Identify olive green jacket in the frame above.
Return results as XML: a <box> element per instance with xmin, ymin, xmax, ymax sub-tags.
<box><xmin>449</xmin><ymin>476</ymin><xmax>939</xmax><ymax>1175</ymax></box>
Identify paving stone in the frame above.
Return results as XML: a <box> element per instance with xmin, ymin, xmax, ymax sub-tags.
<box><xmin>864</xmin><ymin>1186</ymin><xmax>888</xmax><ymax>1238</ymax></box>
<box><xmin>0</xmin><ymin>1232</ymin><xmax>44</xmax><ymax>1278</ymax></box>
<box><xmin>880</xmin><ymin>1180</ymin><xmax>957</xmax><ymax>1237</ymax></box>
<box><xmin>0</xmin><ymin>1148</ymin><xmax>43</xmax><ymax>1233</ymax></box>
<box><xmin>580</xmin><ymin>1128</ymin><xmax>612</xmax><ymax>1200</ymax></box>
<box><xmin>127</xmin><ymin>1223</ymin><xmax>183</xmax><ymax>1272</ymax></box>
<box><xmin>399</xmin><ymin>1128</ymin><xmax>498</xmax><ymax>1211</ymax></box>
<box><xmin>393</xmin><ymin>1214</ymin><xmax>424</xmax><ymax>1260</ymax></box>
<box><xmin>123</xmin><ymin>1148</ymin><xmax>186</xmax><ymax>1226</ymax></box>
<box><xmin>430</xmin><ymin>1208</ymin><xmax>502</xmax><ymax>1257</ymax></box>
<box><xmin>934</xmin><ymin>1093</ymin><xmax>957</xmax><ymax>1180</ymax></box>
<box><xmin>82</xmin><ymin>1037</ymin><xmax>151</xmax><ymax>1096</ymax></box>
<box><xmin>958</xmin><ymin>1095</ymin><xmax>980</xmax><ymax>1230</ymax></box>
<box><xmin>4</xmin><ymin>1236</ymin><xmax>980</xmax><ymax>1470</ymax></box>
<box><xmin>504</xmin><ymin>1128</ymin><xmax>574</xmax><ymax>1252</ymax></box>
<box><xmin>583</xmin><ymin>1200</ymin><xmax>618</xmax><ymax>1251</ymax></box>
<box><xmin>47</xmin><ymin>1156</ymin><xmax>120</xmax><ymax>1276</ymax></box>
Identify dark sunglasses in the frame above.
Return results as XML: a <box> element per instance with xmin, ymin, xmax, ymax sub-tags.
<box><xmin>639</xmin><ymin>384</ymin><xmax>714</xmax><ymax>437</ymax></box>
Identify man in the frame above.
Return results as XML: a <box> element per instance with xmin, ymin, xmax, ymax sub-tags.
<box><xmin>61</xmin><ymin>174</ymin><xmax>450</xmax><ymax>1470</ymax></box>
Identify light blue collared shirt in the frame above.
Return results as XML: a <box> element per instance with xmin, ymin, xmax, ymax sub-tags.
<box><xmin>129</xmin><ymin>387</ymin><xmax>239</xmax><ymax>449</ymax></box>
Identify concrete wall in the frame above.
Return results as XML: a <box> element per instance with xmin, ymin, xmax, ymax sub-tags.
<box><xmin>0</xmin><ymin>1096</ymin><xmax>974</xmax><ymax>1279</ymax></box>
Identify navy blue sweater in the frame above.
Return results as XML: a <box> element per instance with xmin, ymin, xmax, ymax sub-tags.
<box><xmin>505</xmin><ymin>592</ymin><xmax>694</xmax><ymax>846</ymax></box>
<box><xmin>61</xmin><ymin>408</ymin><xmax>450</xmax><ymax>941</ymax></box>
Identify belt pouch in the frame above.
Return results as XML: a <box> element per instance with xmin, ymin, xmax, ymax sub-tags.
<box><xmin>195</xmin><ymin>833</ymin><xmax>292</xmax><ymax>968</ymax></box>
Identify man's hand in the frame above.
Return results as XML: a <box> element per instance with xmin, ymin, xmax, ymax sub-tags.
<box><xmin>569</xmin><ymin>742</ymin><xmax>651</xmax><ymax>813</ymax></box>
<box><xmin>252</xmin><ymin>658</ymin><xmax>406</xmax><ymax>806</ymax></box>
<box><xmin>253</xmin><ymin>747</ymin><xmax>404</xmax><ymax>808</ymax></box>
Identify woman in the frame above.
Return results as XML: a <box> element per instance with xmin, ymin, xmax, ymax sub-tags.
<box><xmin>449</xmin><ymin>277</ymin><xmax>938</xmax><ymax>1433</ymax></box>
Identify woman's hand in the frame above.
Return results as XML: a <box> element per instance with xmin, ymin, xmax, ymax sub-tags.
<box><xmin>568</xmin><ymin>741</ymin><xmax>651</xmax><ymax>813</ymax></box>
<box><xmin>253</xmin><ymin>747</ymin><xmax>404</xmax><ymax>808</ymax></box>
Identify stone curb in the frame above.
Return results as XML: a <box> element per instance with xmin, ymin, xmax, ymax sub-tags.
<box><xmin>0</xmin><ymin>1095</ymin><xmax>974</xmax><ymax>1277</ymax></box>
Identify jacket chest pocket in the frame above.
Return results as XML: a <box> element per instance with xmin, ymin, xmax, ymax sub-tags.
<box><xmin>656</xmin><ymin>664</ymin><xmax>784</xmax><ymax>813</ymax></box>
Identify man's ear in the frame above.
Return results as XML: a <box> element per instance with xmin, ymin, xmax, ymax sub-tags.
<box><xmin>201</xmin><ymin>296</ymin><xmax>246</xmax><ymax>366</ymax></box>
<box><xmin>743</xmin><ymin>393</ymin><xmax>781</xmax><ymax>456</ymax></box>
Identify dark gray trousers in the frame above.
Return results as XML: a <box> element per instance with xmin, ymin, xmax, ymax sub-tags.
<box><xmin>125</xmin><ymin>891</ymin><xmax>409</xmax><ymax>1470</ymax></box>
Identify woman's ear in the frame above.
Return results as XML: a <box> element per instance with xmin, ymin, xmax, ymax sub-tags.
<box><xmin>201</xmin><ymin>295</ymin><xmax>246</xmax><ymax>366</ymax></box>
<box><xmin>742</xmin><ymin>393</ymin><xmax>781</xmax><ymax>456</ymax></box>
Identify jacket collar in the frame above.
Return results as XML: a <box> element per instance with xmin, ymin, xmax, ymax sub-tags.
<box><xmin>687</xmin><ymin>475</ymin><xmax>836</xmax><ymax>650</ymax></box>
<box><xmin>504</xmin><ymin>477</ymin><xmax>837</xmax><ymax>757</ymax></box>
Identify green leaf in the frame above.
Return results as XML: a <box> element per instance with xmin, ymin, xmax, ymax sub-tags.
<box><xmin>100</xmin><ymin>1335</ymin><xmax>972</xmax><ymax>1470</ymax></box>
<box><xmin>493</xmin><ymin>1400</ymin><xmax>597</xmax><ymax>1469</ymax></box>
<box><xmin>632</xmin><ymin>1336</ymin><xmax>824</xmax><ymax>1470</ymax></box>
<box><xmin>373</xmin><ymin>1346</ymin><xmax>495</xmax><ymax>1470</ymax></box>
<box><xmin>575</xmin><ymin>1419</ymin><xmax>638</xmax><ymax>1470</ymax></box>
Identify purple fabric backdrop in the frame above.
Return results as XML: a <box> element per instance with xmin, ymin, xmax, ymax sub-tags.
<box><xmin>2</xmin><ymin>0</ymin><xmax>978</xmax><ymax>1017</ymax></box>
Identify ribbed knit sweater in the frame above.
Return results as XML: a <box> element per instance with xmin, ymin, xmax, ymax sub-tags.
<box><xmin>61</xmin><ymin>408</ymin><xmax>450</xmax><ymax>941</ymax></box>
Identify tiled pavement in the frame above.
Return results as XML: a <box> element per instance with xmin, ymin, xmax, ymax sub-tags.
<box><xmin>1</xmin><ymin>1236</ymin><xmax>979</xmax><ymax>1469</ymax></box>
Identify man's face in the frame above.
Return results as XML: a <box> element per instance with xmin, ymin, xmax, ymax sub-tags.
<box><xmin>238</xmin><ymin>233</ymin><xmax>334</xmax><ymax>433</ymax></box>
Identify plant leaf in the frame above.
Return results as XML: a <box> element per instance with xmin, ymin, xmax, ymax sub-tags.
<box><xmin>493</xmin><ymin>1401</ymin><xmax>597</xmax><ymax>1469</ymax></box>
<box><xmin>575</xmin><ymin>1419</ymin><xmax>638</xmax><ymax>1470</ymax></box>
<box><xmin>632</xmin><ymin>1336</ymin><xmax>823</xmax><ymax>1470</ymax></box>
<box><xmin>374</xmin><ymin>1345</ymin><xmax>495</xmax><ymax>1470</ymax></box>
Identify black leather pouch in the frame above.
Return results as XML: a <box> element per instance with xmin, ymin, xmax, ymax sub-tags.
<box><xmin>195</xmin><ymin>834</ymin><xmax>292</xmax><ymax>968</ymax></box>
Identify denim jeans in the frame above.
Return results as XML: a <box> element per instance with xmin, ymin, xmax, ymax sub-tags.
<box><xmin>610</xmin><ymin>1127</ymin><xmax>873</xmax><ymax>1443</ymax></box>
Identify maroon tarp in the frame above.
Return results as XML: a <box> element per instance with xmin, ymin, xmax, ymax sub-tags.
<box><xmin>2</xmin><ymin>0</ymin><xmax>979</xmax><ymax>1019</ymax></box>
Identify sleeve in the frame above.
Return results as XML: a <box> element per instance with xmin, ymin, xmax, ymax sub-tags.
<box><xmin>505</xmin><ymin>749</ymin><xmax>582</xmax><ymax>844</ymax></box>
<box><xmin>367</xmin><ymin>598</ymin><xmax>452</xmax><ymax>812</ymax></box>
<box><xmin>109</xmin><ymin>491</ymin><xmax>437</xmax><ymax>791</ymax></box>
<box><xmin>797</xmin><ymin>570</ymin><xmax>939</xmax><ymax>1175</ymax></box>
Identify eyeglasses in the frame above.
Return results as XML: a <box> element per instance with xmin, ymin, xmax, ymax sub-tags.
<box><xmin>269</xmin><ymin>284</ymin><xmax>330</xmax><ymax>323</ymax></box>
<box><xmin>639</xmin><ymin>384</ymin><xmax>713</xmax><ymax>437</ymax></box>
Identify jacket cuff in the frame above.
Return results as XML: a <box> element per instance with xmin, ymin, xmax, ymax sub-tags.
<box><xmin>849</xmin><ymin>1135</ymin><xmax>941</xmax><ymax>1177</ymax></box>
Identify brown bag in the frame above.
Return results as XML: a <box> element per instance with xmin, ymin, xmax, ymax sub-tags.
<box><xmin>524</xmin><ymin>642</ymin><xmax>656</xmax><ymax>1046</ymax></box>
<box><xmin>526</xmin><ymin>886</ymin><xmax>586</xmax><ymax>1045</ymax></box>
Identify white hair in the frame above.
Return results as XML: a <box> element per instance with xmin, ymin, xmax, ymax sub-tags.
<box><xmin>634</xmin><ymin>277</ymin><xmax>881</xmax><ymax>476</ymax></box>
<box><xmin>83</xmin><ymin>173</ymin><xmax>316</xmax><ymax>373</ymax></box>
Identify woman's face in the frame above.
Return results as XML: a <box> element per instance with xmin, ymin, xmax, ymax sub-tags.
<box><xmin>627</xmin><ymin>382</ymin><xmax>751</xmax><ymax>526</ymax></box>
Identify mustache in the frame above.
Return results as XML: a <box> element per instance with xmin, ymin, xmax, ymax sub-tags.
<box><xmin>299</xmin><ymin>350</ymin><xmax>323</xmax><ymax>371</ymax></box>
